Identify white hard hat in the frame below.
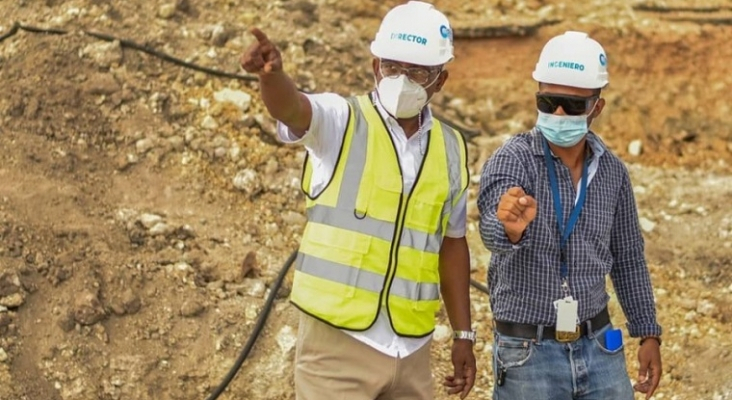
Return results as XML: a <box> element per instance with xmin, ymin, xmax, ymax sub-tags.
<box><xmin>370</xmin><ymin>1</ymin><xmax>454</xmax><ymax>67</ymax></box>
<box><xmin>532</xmin><ymin>31</ymin><xmax>609</xmax><ymax>89</ymax></box>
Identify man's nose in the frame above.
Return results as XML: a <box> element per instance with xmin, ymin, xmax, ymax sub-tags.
<box><xmin>554</xmin><ymin>105</ymin><xmax>567</xmax><ymax>116</ymax></box>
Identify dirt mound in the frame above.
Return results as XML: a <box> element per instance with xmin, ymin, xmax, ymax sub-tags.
<box><xmin>1</xmin><ymin>1</ymin><xmax>731</xmax><ymax>399</ymax></box>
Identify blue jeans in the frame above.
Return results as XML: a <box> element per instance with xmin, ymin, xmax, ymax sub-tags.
<box><xmin>492</xmin><ymin>323</ymin><xmax>634</xmax><ymax>400</ymax></box>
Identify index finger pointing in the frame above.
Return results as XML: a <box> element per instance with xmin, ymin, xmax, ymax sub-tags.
<box><xmin>250</xmin><ymin>27</ymin><xmax>270</xmax><ymax>44</ymax></box>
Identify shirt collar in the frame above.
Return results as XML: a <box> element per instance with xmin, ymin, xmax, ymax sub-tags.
<box><xmin>370</xmin><ymin>90</ymin><xmax>434</xmax><ymax>134</ymax></box>
<box><xmin>530</xmin><ymin>127</ymin><xmax>606</xmax><ymax>160</ymax></box>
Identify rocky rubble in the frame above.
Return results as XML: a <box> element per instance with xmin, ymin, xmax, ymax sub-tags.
<box><xmin>0</xmin><ymin>0</ymin><xmax>731</xmax><ymax>399</ymax></box>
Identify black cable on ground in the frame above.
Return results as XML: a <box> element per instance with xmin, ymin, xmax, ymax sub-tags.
<box><xmin>205</xmin><ymin>250</ymin><xmax>298</xmax><ymax>400</ymax></box>
<box><xmin>0</xmin><ymin>22</ymin><xmax>19</xmax><ymax>41</ymax></box>
<box><xmin>84</xmin><ymin>29</ymin><xmax>258</xmax><ymax>81</ymax></box>
<box><xmin>631</xmin><ymin>4</ymin><xmax>727</xmax><ymax>13</ymax></box>
<box><xmin>470</xmin><ymin>278</ymin><xmax>489</xmax><ymax>295</ymax></box>
<box><xmin>0</xmin><ymin>22</ymin><xmax>481</xmax><ymax>138</ymax></box>
<box><xmin>17</xmin><ymin>24</ymin><xmax>67</xmax><ymax>35</ymax></box>
<box><xmin>0</xmin><ymin>23</ymin><xmax>259</xmax><ymax>82</ymax></box>
<box><xmin>201</xmin><ymin>253</ymin><xmax>488</xmax><ymax>400</ymax></box>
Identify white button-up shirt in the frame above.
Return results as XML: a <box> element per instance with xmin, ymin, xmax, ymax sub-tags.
<box><xmin>277</xmin><ymin>91</ymin><xmax>467</xmax><ymax>357</ymax></box>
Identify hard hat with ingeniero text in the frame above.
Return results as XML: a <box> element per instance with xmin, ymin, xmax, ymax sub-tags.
<box><xmin>532</xmin><ymin>31</ymin><xmax>609</xmax><ymax>89</ymax></box>
<box><xmin>370</xmin><ymin>1</ymin><xmax>454</xmax><ymax>67</ymax></box>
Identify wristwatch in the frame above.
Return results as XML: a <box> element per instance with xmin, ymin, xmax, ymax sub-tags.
<box><xmin>453</xmin><ymin>330</ymin><xmax>477</xmax><ymax>343</ymax></box>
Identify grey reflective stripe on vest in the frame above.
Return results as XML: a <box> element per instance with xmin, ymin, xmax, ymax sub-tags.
<box><xmin>335</xmin><ymin>98</ymin><xmax>368</xmax><ymax>208</ymax></box>
<box><xmin>307</xmin><ymin>205</ymin><xmax>442</xmax><ymax>254</ymax></box>
<box><xmin>440</xmin><ymin>121</ymin><xmax>465</xmax><ymax>212</ymax></box>
<box><xmin>296</xmin><ymin>253</ymin><xmax>440</xmax><ymax>301</ymax></box>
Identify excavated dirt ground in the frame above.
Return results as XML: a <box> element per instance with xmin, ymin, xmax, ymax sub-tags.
<box><xmin>0</xmin><ymin>0</ymin><xmax>731</xmax><ymax>399</ymax></box>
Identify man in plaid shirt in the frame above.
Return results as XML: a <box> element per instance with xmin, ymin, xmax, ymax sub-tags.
<box><xmin>478</xmin><ymin>31</ymin><xmax>662</xmax><ymax>400</ymax></box>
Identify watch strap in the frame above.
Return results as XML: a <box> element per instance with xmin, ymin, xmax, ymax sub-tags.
<box><xmin>453</xmin><ymin>330</ymin><xmax>476</xmax><ymax>342</ymax></box>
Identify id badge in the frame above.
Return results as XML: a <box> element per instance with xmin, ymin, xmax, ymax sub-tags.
<box><xmin>554</xmin><ymin>296</ymin><xmax>579</xmax><ymax>332</ymax></box>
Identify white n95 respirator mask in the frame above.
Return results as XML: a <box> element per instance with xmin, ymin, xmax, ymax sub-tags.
<box><xmin>376</xmin><ymin>75</ymin><xmax>429</xmax><ymax>119</ymax></box>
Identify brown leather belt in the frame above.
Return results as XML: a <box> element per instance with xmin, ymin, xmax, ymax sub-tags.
<box><xmin>494</xmin><ymin>307</ymin><xmax>611</xmax><ymax>342</ymax></box>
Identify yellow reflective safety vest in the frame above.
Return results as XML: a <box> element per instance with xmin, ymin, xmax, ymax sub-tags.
<box><xmin>290</xmin><ymin>94</ymin><xmax>469</xmax><ymax>337</ymax></box>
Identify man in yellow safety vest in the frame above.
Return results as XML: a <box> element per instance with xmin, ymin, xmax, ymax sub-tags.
<box><xmin>240</xmin><ymin>1</ymin><xmax>476</xmax><ymax>399</ymax></box>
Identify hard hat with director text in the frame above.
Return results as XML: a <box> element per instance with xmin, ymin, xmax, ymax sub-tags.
<box><xmin>370</xmin><ymin>1</ymin><xmax>454</xmax><ymax>67</ymax></box>
<box><xmin>532</xmin><ymin>31</ymin><xmax>609</xmax><ymax>89</ymax></box>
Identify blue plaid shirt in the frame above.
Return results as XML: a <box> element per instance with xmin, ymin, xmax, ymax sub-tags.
<box><xmin>478</xmin><ymin>128</ymin><xmax>662</xmax><ymax>338</ymax></box>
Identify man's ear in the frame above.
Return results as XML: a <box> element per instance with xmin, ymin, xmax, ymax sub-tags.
<box><xmin>372</xmin><ymin>58</ymin><xmax>379</xmax><ymax>77</ymax></box>
<box><xmin>587</xmin><ymin>97</ymin><xmax>605</xmax><ymax>128</ymax></box>
<box><xmin>434</xmin><ymin>70</ymin><xmax>449</xmax><ymax>92</ymax></box>
<box><xmin>592</xmin><ymin>97</ymin><xmax>606</xmax><ymax>118</ymax></box>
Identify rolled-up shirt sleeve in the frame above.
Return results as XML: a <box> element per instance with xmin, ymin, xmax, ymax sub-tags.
<box><xmin>609</xmin><ymin>171</ymin><xmax>662</xmax><ymax>337</ymax></box>
<box><xmin>275</xmin><ymin>92</ymin><xmax>349</xmax><ymax>195</ymax></box>
<box><xmin>275</xmin><ymin>92</ymin><xmax>349</xmax><ymax>159</ymax></box>
<box><xmin>445</xmin><ymin>191</ymin><xmax>468</xmax><ymax>238</ymax></box>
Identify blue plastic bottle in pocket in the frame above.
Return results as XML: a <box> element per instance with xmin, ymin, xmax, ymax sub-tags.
<box><xmin>605</xmin><ymin>328</ymin><xmax>623</xmax><ymax>351</ymax></box>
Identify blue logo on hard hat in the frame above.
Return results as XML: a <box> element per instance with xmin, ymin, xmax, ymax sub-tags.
<box><xmin>599</xmin><ymin>53</ymin><xmax>607</xmax><ymax>66</ymax></box>
<box><xmin>440</xmin><ymin>25</ymin><xmax>452</xmax><ymax>39</ymax></box>
<box><xmin>440</xmin><ymin>25</ymin><xmax>453</xmax><ymax>44</ymax></box>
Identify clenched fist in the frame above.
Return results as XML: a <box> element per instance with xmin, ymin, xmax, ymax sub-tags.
<box><xmin>239</xmin><ymin>28</ymin><xmax>283</xmax><ymax>74</ymax></box>
<box><xmin>497</xmin><ymin>187</ymin><xmax>537</xmax><ymax>243</ymax></box>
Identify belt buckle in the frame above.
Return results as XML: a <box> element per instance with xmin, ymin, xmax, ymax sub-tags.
<box><xmin>555</xmin><ymin>325</ymin><xmax>580</xmax><ymax>342</ymax></box>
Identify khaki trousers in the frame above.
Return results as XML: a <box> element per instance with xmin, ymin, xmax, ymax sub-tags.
<box><xmin>295</xmin><ymin>312</ymin><xmax>434</xmax><ymax>400</ymax></box>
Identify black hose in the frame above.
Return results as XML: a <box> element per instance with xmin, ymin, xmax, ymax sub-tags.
<box><xmin>202</xmin><ymin>254</ymin><xmax>489</xmax><ymax>399</ymax></box>
<box><xmin>83</xmin><ymin>29</ymin><xmax>258</xmax><ymax>82</ymax></box>
<box><xmin>17</xmin><ymin>24</ymin><xmax>68</xmax><ymax>35</ymax></box>
<box><xmin>203</xmin><ymin>258</ymin><xmax>490</xmax><ymax>399</ymax></box>
<box><xmin>0</xmin><ymin>22</ymin><xmax>19</xmax><ymax>42</ymax></box>
<box><xmin>0</xmin><ymin>24</ymin><xmax>259</xmax><ymax>82</ymax></box>
<box><xmin>205</xmin><ymin>250</ymin><xmax>298</xmax><ymax>400</ymax></box>
<box><xmin>0</xmin><ymin>23</ymin><xmax>482</xmax><ymax>139</ymax></box>
<box><xmin>470</xmin><ymin>278</ymin><xmax>489</xmax><ymax>295</ymax></box>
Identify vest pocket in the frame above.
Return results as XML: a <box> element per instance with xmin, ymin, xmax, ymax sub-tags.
<box><xmin>362</xmin><ymin>175</ymin><xmax>402</xmax><ymax>222</ymax></box>
<box><xmin>405</xmin><ymin>199</ymin><xmax>445</xmax><ymax>234</ymax></box>
<box><xmin>301</xmin><ymin>231</ymin><xmax>375</xmax><ymax>299</ymax></box>
<box><xmin>306</xmin><ymin>225</ymin><xmax>372</xmax><ymax>256</ymax></box>
<box><xmin>411</xmin><ymin>298</ymin><xmax>441</xmax><ymax>314</ymax></box>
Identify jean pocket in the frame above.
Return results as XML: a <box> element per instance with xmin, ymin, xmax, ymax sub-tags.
<box><xmin>593</xmin><ymin>324</ymin><xmax>625</xmax><ymax>355</ymax></box>
<box><xmin>495</xmin><ymin>334</ymin><xmax>533</xmax><ymax>368</ymax></box>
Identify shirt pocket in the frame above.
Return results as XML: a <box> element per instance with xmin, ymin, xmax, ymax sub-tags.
<box><xmin>581</xmin><ymin>186</ymin><xmax>617</xmax><ymax>243</ymax></box>
<box><xmin>581</xmin><ymin>208</ymin><xmax>614</xmax><ymax>242</ymax></box>
<box><xmin>578</xmin><ymin>204</ymin><xmax>615</xmax><ymax>274</ymax></box>
<box><xmin>405</xmin><ymin>199</ymin><xmax>445</xmax><ymax>234</ymax></box>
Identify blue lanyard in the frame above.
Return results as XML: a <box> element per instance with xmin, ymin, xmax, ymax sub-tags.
<box><xmin>542</xmin><ymin>138</ymin><xmax>589</xmax><ymax>282</ymax></box>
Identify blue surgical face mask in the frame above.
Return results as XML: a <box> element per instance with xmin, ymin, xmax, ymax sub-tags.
<box><xmin>536</xmin><ymin>110</ymin><xmax>589</xmax><ymax>148</ymax></box>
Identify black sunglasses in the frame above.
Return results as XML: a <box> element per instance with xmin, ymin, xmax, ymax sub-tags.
<box><xmin>536</xmin><ymin>93</ymin><xmax>598</xmax><ymax>116</ymax></box>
